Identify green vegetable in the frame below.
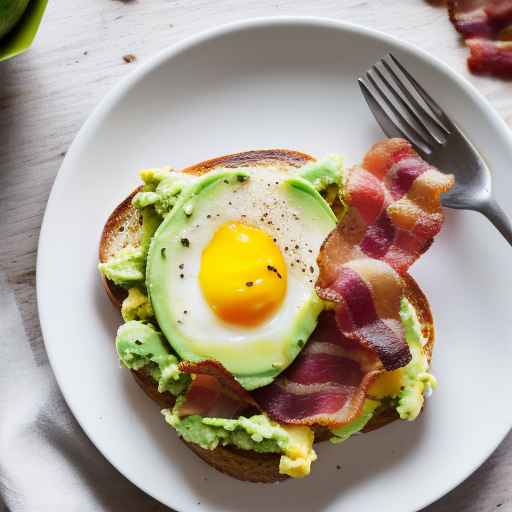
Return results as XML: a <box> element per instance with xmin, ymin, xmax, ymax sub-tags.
<box><xmin>297</xmin><ymin>155</ymin><xmax>344</xmax><ymax>192</ymax></box>
<box><xmin>121</xmin><ymin>288</ymin><xmax>154</xmax><ymax>322</ymax></box>
<box><xmin>330</xmin><ymin>400</ymin><xmax>380</xmax><ymax>444</ymax></box>
<box><xmin>115</xmin><ymin>321</ymin><xmax>190</xmax><ymax>395</ymax></box>
<box><xmin>98</xmin><ymin>246</ymin><xmax>145</xmax><ymax>288</ymax></box>
<box><xmin>396</xmin><ymin>299</ymin><xmax>437</xmax><ymax>420</ymax></box>
<box><xmin>0</xmin><ymin>0</ymin><xmax>47</xmax><ymax>62</ymax></box>
<box><xmin>163</xmin><ymin>400</ymin><xmax>318</xmax><ymax>477</ymax></box>
<box><xmin>0</xmin><ymin>0</ymin><xmax>30</xmax><ymax>39</ymax></box>
<box><xmin>163</xmin><ymin>400</ymin><xmax>288</xmax><ymax>453</ymax></box>
<box><xmin>132</xmin><ymin>168</ymin><xmax>199</xmax><ymax>217</ymax></box>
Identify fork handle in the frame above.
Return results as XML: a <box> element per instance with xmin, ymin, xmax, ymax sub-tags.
<box><xmin>479</xmin><ymin>199</ymin><xmax>512</xmax><ymax>247</ymax></box>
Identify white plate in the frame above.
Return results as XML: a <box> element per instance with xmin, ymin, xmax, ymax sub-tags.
<box><xmin>37</xmin><ymin>17</ymin><xmax>512</xmax><ymax>512</ymax></box>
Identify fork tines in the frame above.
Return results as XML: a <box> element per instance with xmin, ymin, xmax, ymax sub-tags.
<box><xmin>358</xmin><ymin>54</ymin><xmax>454</xmax><ymax>157</ymax></box>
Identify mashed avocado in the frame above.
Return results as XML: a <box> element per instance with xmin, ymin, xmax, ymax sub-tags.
<box><xmin>297</xmin><ymin>155</ymin><xmax>344</xmax><ymax>191</ymax></box>
<box><xmin>132</xmin><ymin>158</ymin><xmax>344</xmax><ymax>218</ymax></box>
<box><xmin>163</xmin><ymin>400</ymin><xmax>317</xmax><ymax>478</ymax></box>
<box><xmin>132</xmin><ymin>167</ymin><xmax>199</xmax><ymax>217</ymax></box>
<box><xmin>121</xmin><ymin>288</ymin><xmax>154</xmax><ymax>321</ymax></box>
<box><xmin>395</xmin><ymin>299</ymin><xmax>437</xmax><ymax>420</ymax></box>
<box><xmin>116</xmin><ymin>321</ymin><xmax>190</xmax><ymax>395</ymax></box>
<box><xmin>98</xmin><ymin>169</ymin><xmax>193</xmax><ymax>288</ymax></box>
<box><xmin>97</xmin><ymin>209</ymin><xmax>158</xmax><ymax>290</ymax></box>
<box><xmin>98</xmin><ymin>246</ymin><xmax>145</xmax><ymax>287</ymax></box>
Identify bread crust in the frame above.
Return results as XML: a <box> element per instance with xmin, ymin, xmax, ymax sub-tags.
<box><xmin>99</xmin><ymin>150</ymin><xmax>435</xmax><ymax>482</ymax></box>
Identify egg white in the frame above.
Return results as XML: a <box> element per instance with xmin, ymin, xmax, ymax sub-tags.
<box><xmin>148</xmin><ymin>166</ymin><xmax>336</xmax><ymax>383</ymax></box>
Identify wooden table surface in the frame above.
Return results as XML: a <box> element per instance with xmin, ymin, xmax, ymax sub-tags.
<box><xmin>1</xmin><ymin>1</ymin><xmax>511</xmax><ymax>511</ymax></box>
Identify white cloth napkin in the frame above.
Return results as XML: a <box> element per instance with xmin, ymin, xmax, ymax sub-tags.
<box><xmin>0</xmin><ymin>273</ymin><xmax>170</xmax><ymax>511</ymax></box>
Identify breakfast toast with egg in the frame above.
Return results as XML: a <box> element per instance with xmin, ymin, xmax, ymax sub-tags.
<box><xmin>99</xmin><ymin>149</ymin><xmax>435</xmax><ymax>483</ymax></box>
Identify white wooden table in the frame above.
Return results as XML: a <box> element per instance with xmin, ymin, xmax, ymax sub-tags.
<box><xmin>1</xmin><ymin>1</ymin><xmax>511</xmax><ymax>510</ymax></box>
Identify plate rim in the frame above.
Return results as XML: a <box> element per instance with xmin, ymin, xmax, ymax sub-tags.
<box><xmin>36</xmin><ymin>15</ymin><xmax>512</xmax><ymax>512</ymax></box>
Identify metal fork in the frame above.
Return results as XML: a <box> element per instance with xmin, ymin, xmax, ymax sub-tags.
<box><xmin>358</xmin><ymin>54</ymin><xmax>512</xmax><ymax>246</ymax></box>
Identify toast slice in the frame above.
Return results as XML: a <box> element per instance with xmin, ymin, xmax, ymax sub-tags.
<box><xmin>99</xmin><ymin>150</ymin><xmax>434</xmax><ymax>483</ymax></box>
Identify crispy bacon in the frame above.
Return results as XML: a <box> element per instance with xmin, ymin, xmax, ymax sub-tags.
<box><xmin>253</xmin><ymin>312</ymin><xmax>383</xmax><ymax>427</ymax></box>
<box><xmin>177</xmin><ymin>360</ymin><xmax>259</xmax><ymax>418</ymax></box>
<box><xmin>328</xmin><ymin>260</ymin><xmax>410</xmax><ymax>370</ymax></box>
<box><xmin>448</xmin><ymin>0</ymin><xmax>512</xmax><ymax>77</ymax></box>
<box><xmin>317</xmin><ymin>140</ymin><xmax>451</xmax><ymax>284</ymax></box>
<box><xmin>467</xmin><ymin>39</ymin><xmax>512</xmax><ymax>77</ymax></box>
<box><xmin>255</xmin><ymin>140</ymin><xmax>452</xmax><ymax>427</ymax></box>
<box><xmin>315</xmin><ymin>139</ymin><xmax>452</xmax><ymax>372</ymax></box>
<box><xmin>449</xmin><ymin>0</ymin><xmax>495</xmax><ymax>38</ymax></box>
<box><xmin>318</xmin><ymin>140</ymin><xmax>452</xmax><ymax>278</ymax></box>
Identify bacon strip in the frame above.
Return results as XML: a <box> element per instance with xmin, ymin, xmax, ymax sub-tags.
<box><xmin>253</xmin><ymin>312</ymin><xmax>382</xmax><ymax>427</ymax></box>
<box><xmin>254</xmin><ymin>140</ymin><xmax>452</xmax><ymax>427</ymax></box>
<box><xmin>316</xmin><ymin>139</ymin><xmax>452</xmax><ymax>371</ymax></box>
<box><xmin>467</xmin><ymin>39</ymin><xmax>512</xmax><ymax>77</ymax></box>
<box><xmin>448</xmin><ymin>0</ymin><xmax>512</xmax><ymax>77</ymax></box>
<box><xmin>329</xmin><ymin>260</ymin><xmax>409</xmax><ymax>370</ymax></box>
<box><xmin>177</xmin><ymin>360</ymin><xmax>259</xmax><ymax>418</ymax></box>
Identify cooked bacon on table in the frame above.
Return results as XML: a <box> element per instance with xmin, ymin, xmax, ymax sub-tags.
<box><xmin>448</xmin><ymin>0</ymin><xmax>512</xmax><ymax>77</ymax></box>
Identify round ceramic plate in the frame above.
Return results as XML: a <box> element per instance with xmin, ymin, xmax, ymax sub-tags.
<box><xmin>37</xmin><ymin>17</ymin><xmax>512</xmax><ymax>512</ymax></box>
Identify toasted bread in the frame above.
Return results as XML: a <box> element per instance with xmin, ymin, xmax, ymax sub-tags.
<box><xmin>99</xmin><ymin>150</ymin><xmax>434</xmax><ymax>482</ymax></box>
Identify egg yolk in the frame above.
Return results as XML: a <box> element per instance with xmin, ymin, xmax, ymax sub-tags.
<box><xmin>199</xmin><ymin>221</ymin><xmax>287</xmax><ymax>326</ymax></box>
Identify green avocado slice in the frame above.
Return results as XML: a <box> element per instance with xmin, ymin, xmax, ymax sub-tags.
<box><xmin>146</xmin><ymin>168</ymin><xmax>337</xmax><ymax>389</ymax></box>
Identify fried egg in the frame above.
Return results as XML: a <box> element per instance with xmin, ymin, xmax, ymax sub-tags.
<box><xmin>147</xmin><ymin>167</ymin><xmax>337</xmax><ymax>389</ymax></box>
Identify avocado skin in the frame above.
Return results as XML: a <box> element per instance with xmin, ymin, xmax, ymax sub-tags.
<box><xmin>0</xmin><ymin>0</ymin><xmax>30</xmax><ymax>40</ymax></box>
